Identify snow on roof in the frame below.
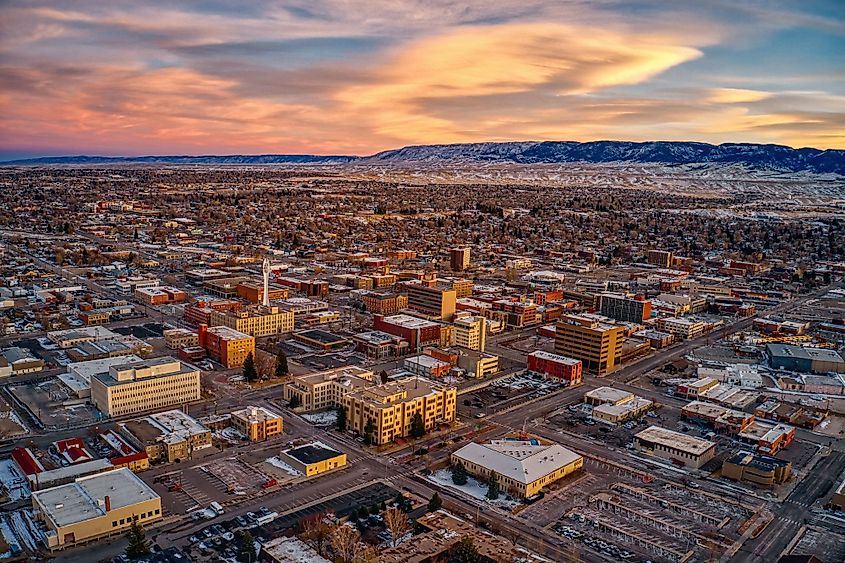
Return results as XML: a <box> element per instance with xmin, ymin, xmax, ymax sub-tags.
<box><xmin>260</xmin><ymin>536</ymin><xmax>330</xmax><ymax>563</ymax></box>
<box><xmin>453</xmin><ymin>440</ymin><xmax>582</xmax><ymax>485</ymax></box>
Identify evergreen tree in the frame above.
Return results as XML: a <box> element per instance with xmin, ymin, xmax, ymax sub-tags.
<box><xmin>428</xmin><ymin>492</ymin><xmax>442</xmax><ymax>512</ymax></box>
<box><xmin>236</xmin><ymin>530</ymin><xmax>255</xmax><ymax>563</ymax></box>
<box><xmin>357</xmin><ymin>506</ymin><xmax>370</xmax><ymax>520</ymax></box>
<box><xmin>486</xmin><ymin>474</ymin><xmax>500</xmax><ymax>500</ymax></box>
<box><xmin>410</xmin><ymin>412</ymin><xmax>426</xmax><ymax>439</ymax></box>
<box><xmin>451</xmin><ymin>537</ymin><xmax>481</xmax><ymax>563</ymax></box>
<box><xmin>452</xmin><ymin>461</ymin><xmax>468</xmax><ymax>486</ymax></box>
<box><xmin>380</xmin><ymin>370</ymin><xmax>389</xmax><ymax>384</ymax></box>
<box><xmin>363</xmin><ymin>418</ymin><xmax>375</xmax><ymax>445</ymax></box>
<box><xmin>337</xmin><ymin>406</ymin><xmax>347</xmax><ymax>432</ymax></box>
<box><xmin>274</xmin><ymin>349</ymin><xmax>289</xmax><ymax>377</ymax></box>
<box><xmin>242</xmin><ymin>351</ymin><xmax>257</xmax><ymax>382</ymax></box>
<box><xmin>124</xmin><ymin>520</ymin><xmax>150</xmax><ymax>559</ymax></box>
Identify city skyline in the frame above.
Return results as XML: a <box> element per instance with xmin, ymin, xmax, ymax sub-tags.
<box><xmin>1</xmin><ymin>0</ymin><xmax>844</xmax><ymax>160</ymax></box>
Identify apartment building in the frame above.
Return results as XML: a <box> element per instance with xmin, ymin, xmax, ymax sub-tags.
<box><xmin>90</xmin><ymin>357</ymin><xmax>201</xmax><ymax>417</ymax></box>
<box><xmin>208</xmin><ymin>305</ymin><xmax>294</xmax><ymax>337</ymax></box>
<box><xmin>453</xmin><ymin>315</ymin><xmax>487</xmax><ymax>352</ymax></box>
<box><xmin>199</xmin><ymin>324</ymin><xmax>255</xmax><ymax>368</ymax></box>
<box><xmin>342</xmin><ymin>378</ymin><xmax>457</xmax><ymax>446</ymax></box>
<box><xmin>555</xmin><ymin>314</ymin><xmax>624</xmax><ymax>376</ymax></box>
<box><xmin>283</xmin><ymin>366</ymin><xmax>374</xmax><ymax>412</ymax></box>
<box><xmin>230</xmin><ymin>406</ymin><xmax>284</xmax><ymax>441</ymax></box>
<box><xmin>362</xmin><ymin>292</ymin><xmax>409</xmax><ymax>315</ymax></box>
<box><xmin>406</xmin><ymin>283</ymin><xmax>457</xmax><ymax>320</ymax></box>
<box><xmin>599</xmin><ymin>292</ymin><xmax>651</xmax><ymax>323</ymax></box>
<box><xmin>449</xmin><ymin>247</ymin><xmax>471</xmax><ymax>272</ymax></box>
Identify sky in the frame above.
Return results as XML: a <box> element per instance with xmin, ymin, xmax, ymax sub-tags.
<box><xmin>1</xmin><ymin>0</ymin><xmax>844</xmax><ymax>159</ymax></box>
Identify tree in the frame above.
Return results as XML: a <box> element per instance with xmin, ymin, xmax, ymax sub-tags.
<box><xmin>242</xmin><ymin>351</ymin><xmax>258</xmax><ymax>382</ymax></box>
<box><xmin>235</xmin><ymin>530</ymin><xmax>254</xmax><ymax>563</ymax></box>
<box><xmin>363</xmin><ymin>418</ymin><xmax>375</xmax><ymax>445</ymax></box>
<box><xmin>410</xmin><ymin>412</ymin><xmax>426</xmax><ymax>439</ymax></box>
<box><xmin>428</xmin><ymin>492</ymin><xmax>442</xmax><ymax>512</ymax></box>
<box><xmin>450</xmin><ymin>537</ymin><xmax>481</xmax><ymax>563</ymax></box>
<box><xmin>274</xmin><ymin>349</ymin><xmax>289</xmax><ymax>377</ymax></box>
<box><xmin>452</xmin><ymin>462</ymin><xmax>468</xmax><ymax>486</ymax></box>
<box><xmin>289</xmin><ymin>394</ymin><xmax>301</xmax><ymax>409</ymax></box>
<box><xmin>337</xmin><ymin>405</ymin><xmax>347</xmax><ymax>432</ymax></box>
<box><xmin>379</xmin><ymin>370</ymin><xmax>389</xmax><ymax>384</ymax></box>
<box><xmin>301</xmin><ymin>513</ymin><xmax>332</xmax><ymax>556</ymax></box>
<box><xmin>124</xmin><ymin>520</ymin><xmax>150</xmax><ymax>559</ymax></box>
<box><xmin>357</xmin><ymin>506</ymin><xmax>370</xmax><ymax>520</ymax></box>
<box><xmin>329</xmin><ymin>524</ymin><xmax>361</xmax><ymax>563</ymax></box>
<box><xmin>486</xmin><ymin>473</ymin><xmax>500</xmax><ymax>500</ymax></box>
<box><xmin>383</xmin><ymin>506</ymin><xmax>410</xmax><ymax>548</ymax></box>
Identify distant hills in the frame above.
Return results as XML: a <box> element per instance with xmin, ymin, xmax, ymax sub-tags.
<box><xmin>5</xmin><ymin>141</ymin><xmax>844</xmax><ymax>174</ymax></box>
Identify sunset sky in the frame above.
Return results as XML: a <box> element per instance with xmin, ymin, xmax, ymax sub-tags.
<box><xmin>1</xmin><ymin>0</ymin><xmax>843</xmax><ymax>159</ymax></box>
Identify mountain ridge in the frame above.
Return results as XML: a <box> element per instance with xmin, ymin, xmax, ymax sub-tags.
<box><xmin>4</xmin><ymin>141</ymin><xmax>844</xmax><ymax>174</ymax></box>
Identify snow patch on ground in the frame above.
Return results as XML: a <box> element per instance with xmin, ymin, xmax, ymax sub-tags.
<box><xmin>427</xmin><ymin>469</ymin><xmax>520</xmax><ymax>509</ymax></box>
<box><xmin>301</xmin><ymin>411</ymin><xmax>338</xmax><ymax>426</ymax></box>
<box><xmin>0</xmin><ymin>410</ymin><xmax>28</xmax><ymax>434</ymax></box>
<box><xmin>266</xmin><ymin>457</ymin><xmax>302</xmax><ymax>476</ymax></box>
<box><xmin>0</xmin><ymin>459</ymin><xmax>30</xmax><ymax>501</ymax></box>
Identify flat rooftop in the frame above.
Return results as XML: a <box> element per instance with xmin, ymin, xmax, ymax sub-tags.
<box><xmin>32</xmin><ymin>468</ymin><xmax>158</xmax><ymax>528</ymax></box>
<box><xmin>453</xmin><ymin>439</ymin><xmax>582</xmax><ymax>485</ymax></box>
<box><xmin>381</xmin><ymin>314</ymin><xmax>440</xmax><ymax>329</ymax></box>
<box><xmin>353</xmin><ymin>330</ymin><xmax>404</xmax><ymax>344</ymax></box>
<box><xmin>635</xmin><ymin>425</ymin><xmax>716</xmax><ymax>455</ymax></box>
<box><xmin>767</xmin><ymin>344</ymin><xmax>844</xmax><ymax>363</ymax></box>
<box><xmin>284</xmin><ymin>442</ymin><xmax>342</xmax><ymax>465</ymax></box>
<box><xmin>295</xmin><ymin>329</ymin><xmax>347</xmax><ymax>344</ymax></box>
<box><xmin>231</xmin><ymin>405</ymin><xmax>282</xmax><ymax>423</ymax></box>
<box><xmin>206</xmin><ymin>325</ymin><xmax>252</xmax><ymax>340</ymax></box>
<box><xmin>585</xmin><ymin>386</ymin><xmax>633</xmax><ymax>404</ymax></box>
<box><xmin>528</xmin><ymin>350</ymin><xmax>581</xmax><ymax>365</ymax></box>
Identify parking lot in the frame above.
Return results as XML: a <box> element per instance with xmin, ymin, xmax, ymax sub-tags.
<box><xmin>7</xmin><ymin>377</ymin><xmax>102</xmax><ymax>430</ymax></box>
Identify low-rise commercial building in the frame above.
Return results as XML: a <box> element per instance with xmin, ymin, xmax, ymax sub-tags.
<box><xmin>351</xmin><ymin>331</ymin><xmax>408</xmax><ymax>360</ymax></box>
<box><xmin>293</xmin><ymin>329</ymin><xmax>348</xmax><ymax>351</ymax></box>
<box><xmin>276</xmin><ymin>442</ymin><xmax>346</xmax><ymax>477</ymax></box>
<box><xmin>163</xmin><ymin>328</ymin><xmax>199</xmax><ymax>350</ymax></box>
<box><xmin>634</xmin><ymin>426</ymin><xmax>716</xmax><ymax>469</ymax></box>
<box><xmin>32</xmin><ymin>468</ymin><xmax>161</xmax><ymax>550</ymax></box>
<box><xmin>120</xmin><ymin>409</ymin><xmax>212</xmax><ymax>463</ymax></box>
<box><xmin>766</xmin><ymin>343</ymin><xmax>845</xmax><ymax>374</ymax></box>
<box><xmin>236</xmin><ymin>281</ymin><xmax>288</xmax><ymax>303</ymax></box>
<box><xmin>373</xmin><ymin>314</ymin><xmax>448</xmax><ymax>352</ymax></box>
<box><xmin>722</xmin><ymin>451</ymin><xmax>791</xmax><ymax>487</ymax></box>
<box><xmin>656</xmin><ymin>317</ymin><xmax>707</xmax><ymax>339</ymax></box>
<box><xmin>362</xmin><ymin>292</ymin><xmax>408</xmax><ymax>315</ymax></box>
<box><xmin>404</xmin><ymin>354</ymin><xmax>451</xmax><ymax>378</ymax></box>
<box><xmin>134</xmin><ymin>286</ymin><xmax>186</xmax><ymax>305</ymax></box>
<box><xmin>527</xmin><ymin>350</ymin><xmax>583</xmax><ymax>384</ymax></box>
<box><xmin>0</xmin><ymin>346</ymin><xmax>45</xmax><ymax>375</ymax></box>
<box><xmin>231</xmin><ymin>406</ymin><xmax>284</xmax><ymax>441</ymax></box>
<box><xmin>452</xmin><ymin>438</ymin><xmax>583</xmax><ymax>498</ymax></box>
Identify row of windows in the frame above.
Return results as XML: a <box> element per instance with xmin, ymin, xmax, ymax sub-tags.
<box><xmin>111</xmin><ymin>509</ymin><xmax>160</xmax><ymax>528</ymax></box>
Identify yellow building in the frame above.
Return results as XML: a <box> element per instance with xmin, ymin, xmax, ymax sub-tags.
<box><xmin>276</xmin><ymin>442</ymin><xmax>347</xmax><ymax>477</ymax></box>
<box><xmin>833</xmin><ymin>478</ymin><xmax>845</xmax><ymax>511</ymax></box>
<box><xmin>163</xmin><ymin>328</ymin><xmax>199</xmax><ymax>350</ymax></box>
<box><xmin>452</xmin><ymin>438</ymin><xmax>583</xmax><ymax>498</ymax></box>
<box><xmin>284</xmin><ymin>366</ymin><xmax>374</xmax><ymax>412</ymax></box>
<box><xmin>721</xmin><ymin>451</ymin><xmax>791</xmax><ymax>488</ymax></box>
<box><xmin>32</xmin><ymin>468</ymin><xmax>162</xmax><ymax>550</ymax></box>
<box><xmin>555</xmin><ymin>314</ymin><xmax>624</xmax><ymax>376</ymax></box>
<box><xmin>451</xmin><ymin>279</ymin><xmax>473</xmax><ymax>298</ymax></box>
<box><xmin>406</xmin><ymin>284</ymin><xmax>457</xmax><ymax>320</ymax></box>
<box><xmin>209</xmin><ymin>305</ymin><xmax>294</xmax><ymax>337</ymax></box>
<box><xmin>342</xmin><ymin>378</ymin><xmax>457</xmax><ymax>446</ymax></box>
<box><xmin>90</xmin><ymin>357</ymin><xmax>201</xmax><ymax>417</ymax></box>
<box><xmin>453</xmin><ymin>315</ymin><xmax>486</xmax><ymax>352</ymax></box>
<box><xmin>231</xmin><ymin>405</ymin><xmax>284</xmax><ymax>441</ymax></box>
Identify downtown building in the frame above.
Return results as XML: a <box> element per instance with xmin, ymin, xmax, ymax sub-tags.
<box><xmin>598</xmin><ymin>292</ymin><xmax>651</xmax><ymax>323</ymax></box>
<box><xmin>555</xmin><ymin>314</ymin><xmax>624</xmax><ymax>376</ymax></box>
<box><xmin>208</xmin><ymin>305</ymin><xmax>294</xmax><ymax>337</ymax></box>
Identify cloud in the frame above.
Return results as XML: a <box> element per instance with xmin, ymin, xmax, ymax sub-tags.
<box><xmin>706</xmin><ymin>88</ymin><xmax>772</xmax><ymax>104</ymax></box>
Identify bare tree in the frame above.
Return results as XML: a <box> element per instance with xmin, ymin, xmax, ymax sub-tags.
<box><xmin>329</xmin><ymin>524</ymin><xmax>360</xmax><ymax>563</ymax></box>
<box><xmin>383</xmin><ymin>507</ymin><xmax>410</xmax><ymax>548</ymax></box>
<box><xmin>300</xmin><ymin>513</ymin><xmax>333</xmax><ymax>556</ymax></box>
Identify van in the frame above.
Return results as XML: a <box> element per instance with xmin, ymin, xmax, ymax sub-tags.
<box><xmin>209</xmin><ymin>502</ymin><xmax>224</xmax><ymax>516</ymax></box>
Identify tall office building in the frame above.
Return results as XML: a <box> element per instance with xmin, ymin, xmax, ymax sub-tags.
<box><xmin>407</xmin><ymin>284</ymin><xmax>457</xmax><ymax>320</ymax></box>
<box><xmin>555</xmin><ymin>314</ymin><xmax>624</xmax><ymax>376</ymax></box>
<box><xmin>449</xmin><ymin>247</ymin><xmax>471</xmax><ymax>272</ymax></box>
<box><xmin>599</xmin><ymin>292</ymin><xmax>651</xmax><ymax>323</ymax></box>
<box><xmin>90</xmin><ymin>357</ymin><xmax>201</xmax><ymax>417</ymax></box>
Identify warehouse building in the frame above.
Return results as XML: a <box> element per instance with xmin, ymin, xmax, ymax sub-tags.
<box><xmin>634</xmin><ymin>426</ymin><xmax>716</xmax><ymax>469</ymax></box>
<box><xmin>766</xmin><ymin>343</ymin><xmax>845</xmax><ymax>374</ymax></box>
<box><xmin>32</xmin><ymin>468</ymin><xmax>161</xmax><ymax>550</ymax></box>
